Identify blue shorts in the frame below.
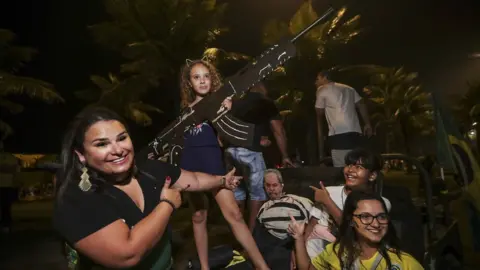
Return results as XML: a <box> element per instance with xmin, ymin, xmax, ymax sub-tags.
<box><xmin>226</xmin><ymin>147</ymin><xmax>267</xmax><ymax>201</ymax></box>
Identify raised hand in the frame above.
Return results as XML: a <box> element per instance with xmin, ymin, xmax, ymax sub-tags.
<box><xmin>310</xmin><ymin>181</ymin><xmax>330</xmax><ymax>204</ymax></box>
<box><xmin>287</xmin><ymin>214</ymin><xmax>306</xmax><ymax>240</ymax></box>
<box><xmin>222</xmin><ymin>168</ymin><xmax>242</xmax><ymax>190</ymax></box>
<box><xmin>221</xmin><ymin>96</ymin><xmax>233</xmax><ymax>111</ymax></box>
<box><xmin>160</xmin><ymin>177</ymin><xmax>183</xmax><ymax>209</ymax></box>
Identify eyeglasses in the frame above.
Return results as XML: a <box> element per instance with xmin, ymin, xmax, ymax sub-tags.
<box><xmin>353</xmin><ymin>213</ymin><xmax>389</xmax><ymax>225</ymax></box>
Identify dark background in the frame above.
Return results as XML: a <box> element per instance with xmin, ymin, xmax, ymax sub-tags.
<box><xmin>1</xmin><ymin>0</ymin><xmax>479</xmax><ymax>153</ymax></box>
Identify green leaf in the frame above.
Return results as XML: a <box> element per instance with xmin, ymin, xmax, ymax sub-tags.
<box><xmin>262</xmin><ymin>20</ymin><xmax>289</xmax><ymax>45</ymax></box>
<box><xmin>0</xmin><ymin>98</ymin><xmax>23</xmax><ymax>114</ymax></box>
<box><xmin>0</xmin><ymin>73</ymin><xmax>63</xmax><ymax>103</ymax></box>
<box><xmin>129</xmin><ymin>101</ymin><xmax>163</xmax><ymax>114</ymax></box>
<box><xmin>202</xmin><ymin>47</ymin><xmax>250</xmax><ymax>67</ymax></box>
<box><xmin>470</xmin><ymin>104</ymin><xmax>480</xmax><ymax>118</ymax></box>
<box><xmin>90</xmin><ymin>75</ymin><xmax>113</xmax><ymax>91</ymax></box>
<box><xmin>289</xmin><ymin>0</ymin><xmax>317</xmax><ymax>35</ymax></box>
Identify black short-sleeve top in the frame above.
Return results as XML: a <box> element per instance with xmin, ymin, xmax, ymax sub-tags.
<box><xmin>53</xmin><ymin>160</ymin><xmax>181</xmax><ymax>269</ymax></box>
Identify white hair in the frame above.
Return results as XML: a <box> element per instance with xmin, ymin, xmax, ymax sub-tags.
<box><xmin>264</xmin><ymin>169</ymin><xmax>283</xmax><ymax>184</ymax></box>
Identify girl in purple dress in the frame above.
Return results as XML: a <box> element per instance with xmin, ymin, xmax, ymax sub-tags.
<box><xmin>179</xmin><ymin>59</ymin><xmax>269</xmax><ymax>270</ymax></box>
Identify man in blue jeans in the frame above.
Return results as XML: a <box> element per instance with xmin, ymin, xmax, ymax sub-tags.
<box><xmin>226</xmin><ymin>83</ymin><xmax>294</xmax><ymax>231</ymax></box>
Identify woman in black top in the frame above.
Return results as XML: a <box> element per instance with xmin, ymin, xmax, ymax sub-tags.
<box><xmin>53</xmin><ymin>107</ymin><xmax>240</xmax><ymax>269</ymax></box>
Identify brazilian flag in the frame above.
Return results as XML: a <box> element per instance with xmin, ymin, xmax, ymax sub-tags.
<box><xmin>432</xmin><ymin>92</ymin><xmax>480</xmax><ymax>251</ymax></box>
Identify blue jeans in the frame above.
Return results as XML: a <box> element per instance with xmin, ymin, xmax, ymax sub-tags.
<box><xmin>226</xmin><ymin>147</ymin><xmax>267</xmax><ymax>201</ymax></box>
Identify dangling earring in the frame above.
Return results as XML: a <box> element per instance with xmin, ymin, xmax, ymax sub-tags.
<box><xmin>78</xmin><ymin>166</ymin><xmax>92</xmax><ymax>192</ymax></box>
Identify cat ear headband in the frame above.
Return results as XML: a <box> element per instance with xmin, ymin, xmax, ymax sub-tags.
<box><xmin>185</xmin><ymin>55</ymin><xmax>209</xmax><ymax>66</ymax></box>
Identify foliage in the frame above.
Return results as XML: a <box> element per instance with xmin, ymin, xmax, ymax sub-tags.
<box><xmin>338</xmin><ymin>65</ymin><xmax>432</xmax><ymax>152</ymax></box>
<box><xmin>79</xmin><ymin>0</ymin><xmax>247</xmax><ymax>125</ymax></box>
<box><xmin>0</xmin><ymin>29</ymin><xmax>63</xmax><ymax>141</ymax></box>
<box><xmin>453</xmin><ymin>81</ymin><xmax>480</xmax><ymax>127</ymax></box>
<box><xmin>262</xmin><ymin>1</ymin><xmax>362</xmax><ymax>100</ymax></box>
<box><xmin>260</xmin><ymin>1</ymin><xmax>363</xmax><ymax>162</ymax></box>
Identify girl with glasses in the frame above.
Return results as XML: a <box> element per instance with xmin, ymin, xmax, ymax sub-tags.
<box><xmin>288</xmin><ymin>190</ymin><xmax>423</xmax><ymax>269</ymax></box>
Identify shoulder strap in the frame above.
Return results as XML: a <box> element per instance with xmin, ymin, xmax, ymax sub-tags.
<box><xmin>352</xmin><ymin>252</ymin><xmax>384</xmax><ymax>270</ymax></box>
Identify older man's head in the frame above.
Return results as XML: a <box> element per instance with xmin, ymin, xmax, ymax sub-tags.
<box><xmin>264</xmin><ymin>169</ymin><xmax>284</xmax><ymax>200</ymax></box>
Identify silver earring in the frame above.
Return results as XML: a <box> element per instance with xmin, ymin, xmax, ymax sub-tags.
<box><xmin>78</xmin><ymin>166</ymin><xmax>92</xmax><ymax>192</ymax></box>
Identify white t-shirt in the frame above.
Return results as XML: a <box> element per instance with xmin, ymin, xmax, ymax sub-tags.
<box><xmin>307</xmin><ymin>186</ymin><xmax>392</xmax><ymax>259</ymax></box>
<box><xmin>315</xmin><ymin>82</ymin><xmax>362</xmax><ymax>136</ymax></box>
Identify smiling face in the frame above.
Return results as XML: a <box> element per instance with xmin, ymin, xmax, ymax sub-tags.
<box><xmin>76</xmin><ymin>120</ymin><xmax>134</xmax><ymax>178</ymax></box>
<box><xmin>352</xmin><ymin>199</ymin><xmax>388</xmax><ymax>244</ymax></box>
<box><xmin>189</xmin><ymin>63</ymin><xmax>212</xmax><ymax>97</ymax></box>
<box><xmin>343</xmin><ymin>159</ymin><xmax>377</xmax><ymax>190</ymax></box>
<box><xmin>264</xmin><ymin>172</ymin><xmax>284</xmax><ymax>200</ymax></box>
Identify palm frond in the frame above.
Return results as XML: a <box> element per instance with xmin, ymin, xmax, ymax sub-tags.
<box><xmin>289</xmin><ymin>0</ymin><xmax>318</xmax><ymax>36</ymax></box>
<box><xmin>262</xmin><ymin>20</ymin><xmax>289</xmax><ymax>45</ymax></box>
<box><xmin>0</xmin><ymin>97</ymin><xmax>23</xmax><ymax>114</ymax></box>
<box><xmin>202</xmin><ymin>48</ymin><xmax>250</xmax><ymax>67</ymax></box>
<box><xmin>0</xmin><ymin>73</ymin><xmax>63</xmax><ymax>103</ymax></box>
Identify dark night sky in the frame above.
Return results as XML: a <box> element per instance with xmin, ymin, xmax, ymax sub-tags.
<box><xmin>1</xmin><ymin>0</ymin><xmax>479</xmax><ymax>153</ymax></box>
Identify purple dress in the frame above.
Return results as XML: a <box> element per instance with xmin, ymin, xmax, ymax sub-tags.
<box><xmin>180</xmin><ymin>122</ymin><xmax>226</xmax><ymax>175</ymax></box>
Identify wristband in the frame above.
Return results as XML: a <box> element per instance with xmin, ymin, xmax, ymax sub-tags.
<box><xmin>160</xmin><ymin>199</ymin><xmax>176</xmax><ymax>212</ymax></box>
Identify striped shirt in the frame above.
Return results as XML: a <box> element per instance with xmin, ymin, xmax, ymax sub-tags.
<box><xmin>257</xmin><ymin>194</ymin><xmax>320</xmax><ymax>239</ymax></box>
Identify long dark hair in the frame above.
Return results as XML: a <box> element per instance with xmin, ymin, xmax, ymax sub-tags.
<box><xmin>56</xmin><ymin>106</ymin><xmax>134</xmax><ymax>201</ymax></box>
<box><xmin>333</xmin><ymin>190</ymin><xmax>401</xmax><ymax>269</ymax></box>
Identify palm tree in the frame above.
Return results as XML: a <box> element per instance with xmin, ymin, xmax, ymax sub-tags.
<box><xmin>0</xmin><ymin>29</ymin><xmax>63</xmax><ymax>141</ymax></box>
<box><xmin>75</xmin><ymin>73</ymin><xmax>162</xmax><ymax>126</ymax></box>
<box><xmin>263</xmin><ymin>2</ymin><xmax>362</xmax><ymax>99</ymax></box>
<box><xmin>261</xmin><ymin>1</ymin><xmax>363</xmax><ymax>163</ymax></box>
<box><xmin>353</xmin><ymin>66</ymin><xmax>432</xmax><ymax>153</ymax></box>
<box><xmin>78</xmin><ymin>0</ymin><xmax>247</xmax><ymax>125</ymax></box>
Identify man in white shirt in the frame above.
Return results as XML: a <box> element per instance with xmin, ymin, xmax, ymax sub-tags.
<box><xmin>315</xmin><ymin>71</ymin><xmax>373</xmax><ymax>167</ymax></box>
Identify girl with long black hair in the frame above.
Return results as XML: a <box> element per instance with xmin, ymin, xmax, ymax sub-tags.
<box><xmin>288</xmin><ymin>190</ymin><xmax>423</xmax><ymax>269</ymax></box>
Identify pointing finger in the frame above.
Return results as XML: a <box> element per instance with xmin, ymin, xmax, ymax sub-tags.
<box><xmin>289</xmin><ymin>214</ymin><xmax>297</xmax><ymax>223</ymax></box>
<box><xmin>319</xmin><ymin>181</ymin><xmax>326</xmax><ymax>190</ymax></box>
<box><xmin>164</xmin><ymin>178</ymin><xmax>171</xmax><ymax>189</ymax></box>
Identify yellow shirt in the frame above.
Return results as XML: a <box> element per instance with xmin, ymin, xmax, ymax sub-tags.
<box><xmin>312</xmin><ymin>243</ymin><xmax>424</xmax><ymax>270</ymax></box>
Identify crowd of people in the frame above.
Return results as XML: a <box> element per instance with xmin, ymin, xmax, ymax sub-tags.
<box><xmin>51</xmin><ymin>59</ymin><xmax>424</xmax><ymax>269</ymax></box>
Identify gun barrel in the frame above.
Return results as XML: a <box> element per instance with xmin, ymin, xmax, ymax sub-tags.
<box><xmin>290</xmin><ymin>7</ymin><xmax>335</xmax><ymax>43</ymax></box>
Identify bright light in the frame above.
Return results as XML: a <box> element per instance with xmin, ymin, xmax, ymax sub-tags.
<box><xmin>469</xmin><ymin>53</ymin><xmax>480</xmax><ymax>59</ymax></box>
<box><xmin>473</xmin><ymin>122</ymin><xmax>478</xmax><ymax>126</ymax></box>
<box><xmin>467</xmin><ymin>129</ymin><xmax>477</xmax><ymax>140</ymax></box>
